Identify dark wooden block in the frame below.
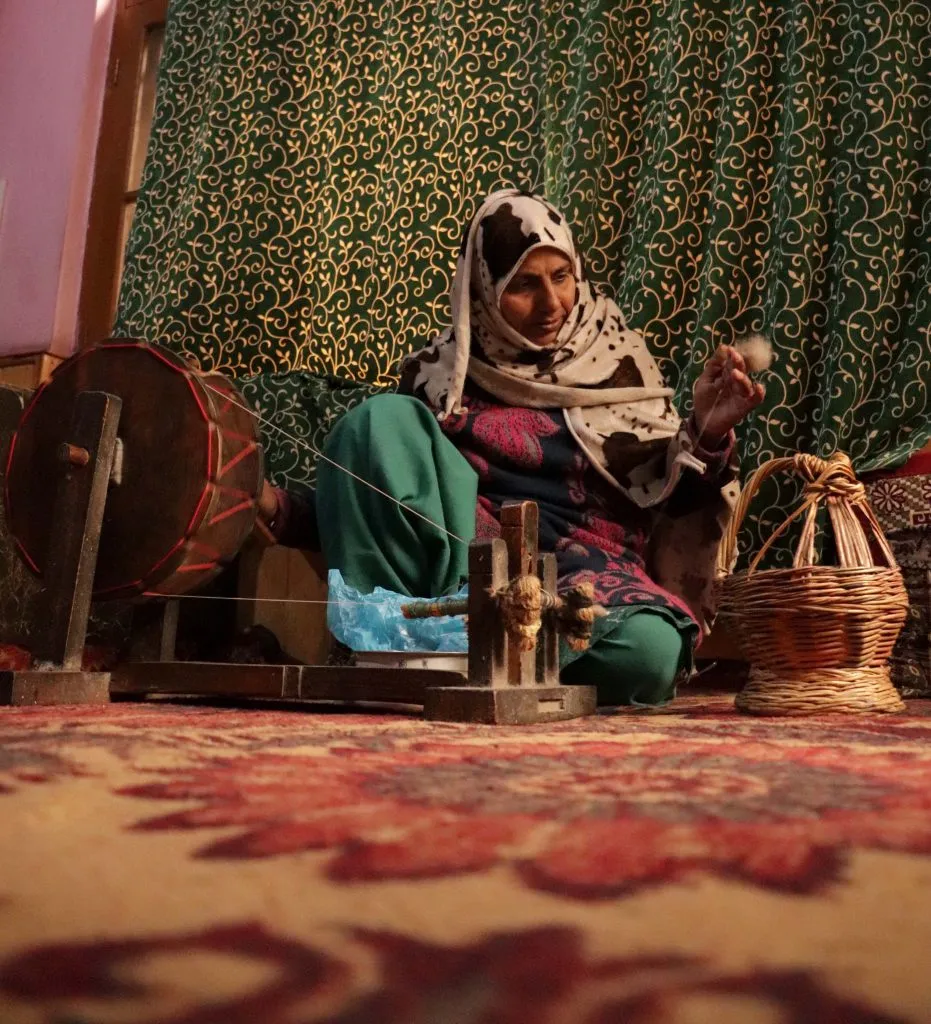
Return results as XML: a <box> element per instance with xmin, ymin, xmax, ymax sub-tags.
<box><xmin>112</xmin><ymin>662</ymin><xmax>467</xmax><ymax>707</ymax></box>
<box><xmin>424</xmin><ymin>684</ymin><xmax>596</xmax><ymax>725</ymax></box>
<box><xmin>0</xmin><ymin>670</ymin><xmax>111</xmax><ymax>706</ymax></box>
<box><xmin>112</xmin><ymin>661</ymin><xmax>297</xmax><ymax>699</ymax></box>
<box><xmin>298</xmin><ymin>666</ymin><xmax>465</xmax><ymax>704</ymax></box>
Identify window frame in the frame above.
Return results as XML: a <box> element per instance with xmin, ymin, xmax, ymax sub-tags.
<box><xmin>78</xmin><ymin>0</ymin><xmax>169</xmax><ymax>348</ymax></box>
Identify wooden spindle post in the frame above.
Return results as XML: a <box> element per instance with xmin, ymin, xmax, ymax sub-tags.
<box><xmin>537</xmin><ymin>553</ymin><xmax>560</xmax><ymax>686</ymax></box>
<box><xmin>466</xmin><ymin>538</ymin><xmax>509</xmax><ymax>687</ymax></box>
<box><xmin>500</xmin><ymin>501</ymin><xmax>538</xmax><ymax>687</ymax></box>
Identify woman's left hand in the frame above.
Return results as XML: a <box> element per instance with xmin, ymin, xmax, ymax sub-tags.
<box><xmin>258</xmin><ymin>479</ymin><xmax>280</xmax><ymax>523</ymax></box>
<box><xmin>692</xmin><ymin>345</ymin><xmax>765</xmax><ymax>446</ymax></box>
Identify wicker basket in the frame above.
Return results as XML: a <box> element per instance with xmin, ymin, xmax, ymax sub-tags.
<box><xmin>716</xmin><ymin>452</ymin><xmax>908</xmax><ymax>715</ymax></box>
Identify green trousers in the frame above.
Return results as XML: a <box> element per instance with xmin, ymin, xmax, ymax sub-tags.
<box><xmin>316</xmin><ymin>394</ymin><xmax>688</xmax><ymax>706</ymax></box>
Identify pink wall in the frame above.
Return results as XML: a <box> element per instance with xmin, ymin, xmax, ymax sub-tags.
<box><xmin>0</xmin><ymin>0</ymin><xmax>115</xmax><ymax>358</ymax></box>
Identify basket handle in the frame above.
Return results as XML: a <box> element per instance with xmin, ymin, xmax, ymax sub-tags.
<box><xmin>716</xmin><ymin>451</ymin><xmax>898</xmax><ymax>577</ymax></box>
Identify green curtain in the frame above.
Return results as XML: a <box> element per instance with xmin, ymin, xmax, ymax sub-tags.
<box><xmin>116</xmin><ymin>0</ymin><xmax>931</xmax><ymax>564</ymax></box>
<box><xmin>238</xmin><ymin>372</ymin><xmax>385</xmax><ymax>492</ymax></box>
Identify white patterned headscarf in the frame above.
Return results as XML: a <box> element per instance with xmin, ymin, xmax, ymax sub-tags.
<box><xmin>407</xmin><ymin>189</ymin><xmax>715</xmax><ymax>509</ymax></box>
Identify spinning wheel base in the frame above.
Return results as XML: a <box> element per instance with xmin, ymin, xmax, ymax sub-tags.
<box><xmin>0</xmin><ymin>671</ymin><xmax>111</xmax><ymax>706</ymax></box>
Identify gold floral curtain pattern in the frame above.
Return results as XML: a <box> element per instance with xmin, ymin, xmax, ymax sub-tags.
<box><xmin>116</xmin><ymin>1</ymin><xmax>931</xmax><ymax>491</ymax></box>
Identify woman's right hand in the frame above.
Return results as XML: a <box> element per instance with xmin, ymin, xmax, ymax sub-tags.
<box><xmin>692</xmin><ymin>344</ymin><xmax>765</xmax><ymax>446</ymax></box>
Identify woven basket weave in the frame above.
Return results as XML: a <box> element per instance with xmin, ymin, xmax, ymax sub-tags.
<box><xmin>716</xmin><ymin>452</ymin><xmax>908</xmax><ymax>715</ymax></box>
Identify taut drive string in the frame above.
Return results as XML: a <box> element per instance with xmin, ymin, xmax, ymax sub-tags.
<box><xmin>201</xmin><ymin>379</ymin><xmax>468</xmax><ymax>548</ymax></box>
<box><xmin>143</xmin><ymin>592</ymin><xmax>369</xmax><ymax>606</ymax></box>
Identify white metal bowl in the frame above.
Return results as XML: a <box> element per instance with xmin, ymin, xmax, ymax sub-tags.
<box><xmin>353</xmin><ymin>651</ymin><xmax>468</xmax><ymax>673</ymax></box>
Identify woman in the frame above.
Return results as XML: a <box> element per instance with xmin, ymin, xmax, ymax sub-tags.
<box><xmin>261</xmin><ymin>190</ymin><xmax>764</xmax><ymax>705</ymax></box>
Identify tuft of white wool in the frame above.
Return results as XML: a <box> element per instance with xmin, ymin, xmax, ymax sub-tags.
<box><xmin>733</xmin><ymin>333</ymin><xmax>774</xmax><ymax>373</ymax></box>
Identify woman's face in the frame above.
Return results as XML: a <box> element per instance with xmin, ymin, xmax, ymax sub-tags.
<box><xmin>499</xmin><ymin>247</ymin><xmax>577</xmax><ymax>348</ymax></box>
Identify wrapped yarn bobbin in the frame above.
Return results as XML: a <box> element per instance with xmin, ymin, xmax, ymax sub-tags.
<box><xmin>716</xmin><ymin>451</ymin><xmax>908</xmax><ymax>715</ymax></box>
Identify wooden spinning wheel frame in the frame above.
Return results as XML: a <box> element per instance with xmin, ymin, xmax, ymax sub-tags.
<box><xmin>1</xmin><ymin>340</ymin><xmax>598</xmax><ymax>724</ymax></box>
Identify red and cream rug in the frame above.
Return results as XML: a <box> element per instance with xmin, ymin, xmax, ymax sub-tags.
<box><xmin>1</xmin><ymin>694</ymin><xmax>930</xmax><ymax>1022</ymax></box>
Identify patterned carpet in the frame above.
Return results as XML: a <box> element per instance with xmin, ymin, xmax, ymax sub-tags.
<box><xmin>1</xmin><ymin>694</ymin><xmax>930</xmax><ymax>1023</ymax></box>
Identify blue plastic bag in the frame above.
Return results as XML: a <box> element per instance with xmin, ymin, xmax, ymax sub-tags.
<box><xmin>326</xmin><ymin>570</ymin><xmax>468</xmax><ymax>652</ymax></box>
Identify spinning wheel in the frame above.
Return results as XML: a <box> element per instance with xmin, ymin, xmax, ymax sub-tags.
<box><xmin>6</xmin><ymin>339</ymin><xmax>262</xmax><ymax>600</ymax></box>
<box><xmin>1</xmin><ymin>339</ymin><xmax>598</xmax><ymax>724</ymax></box>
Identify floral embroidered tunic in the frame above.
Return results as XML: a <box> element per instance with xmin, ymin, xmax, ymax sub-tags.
<box><xmin>424</xmin><ymin>379</ymin><xmax>734</xmax><ymax>640</ymax></box>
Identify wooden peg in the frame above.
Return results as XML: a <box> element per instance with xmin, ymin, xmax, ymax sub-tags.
<box><xmin>58</xmin><ymin>443</ymin><xmax>91</xmax><ymax>468</ymax></box>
